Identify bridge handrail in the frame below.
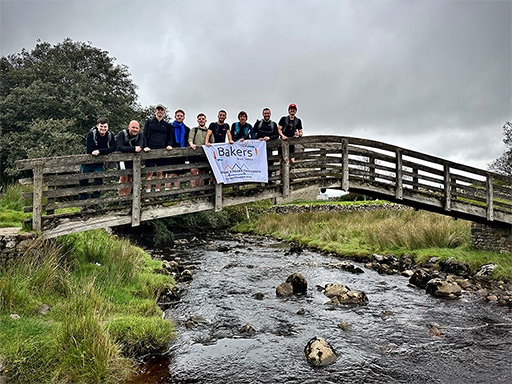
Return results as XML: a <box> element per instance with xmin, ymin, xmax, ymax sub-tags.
<box><xmin>15</xmin><ymin>135</ymin><xmax>512</xmax><ymax>236</ymax></box>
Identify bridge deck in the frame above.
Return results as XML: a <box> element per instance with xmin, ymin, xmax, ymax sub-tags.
<box><xmin>16</xmin><ymin>136</ymin><xmax>512</xmax><ymax>238</ymax></box>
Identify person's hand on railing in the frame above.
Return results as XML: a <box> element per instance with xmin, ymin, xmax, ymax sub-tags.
<box><xmin>92</xmin><ymin>150</ymin><xmax>100</xmax><ymax>156</ymax></box>
<box><xmin>190</xmin><ymin>143</ymin><xmax>197</xmax><ymax>150</ymax></box>
<box><xmin>143</xmin><ymin>147</ymin><xmax>151</xmax><ymax>152</ymax></box>
<box><xmin>166</xmin><ymin>146</ymin><xmax>172</xmax><ymax>150</ymax></box>
<box><xmin>135</xmin><ymin>146</ymin><xmax>142</xmax><ymax>153</ymax></box>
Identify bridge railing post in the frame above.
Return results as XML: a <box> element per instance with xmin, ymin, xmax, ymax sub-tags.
<box><xmin>131</xmin><ymin>155</ymin><xmax>142</xmax><ymax>227</ymax></box>
<box><xmin>443</xmin><ymin>163</ymin><xmax>451</xmax><ymax>211</ymax></box>
<box><xmin>215</xmin><ymin>182</ymin><xmax>223</xmax><ymax>212</ymax></box>
<box><xmin>281</xmin><ymin>141</ymin><xmax>290</xmax><ymax>198</ymax></box>
<box><xmin>341</xmin><ymin>139</ymin><xmax>349</xmax><ymax>191</ymax></box>
<box><xmin>369</xmin><ymin>156</ymin><xmax>376</xmax><ymax>181</ymax></box>
<box><xmin>486</xmin><ymin>175</ymin><xmax>494</xmax><ymax>221</ymax></box>
<box><xmin>395</xmin><ymin>149</ymin><xmax>403</xmax><ymax>200</ymax></box>
<box><xmin>32</xmin><ymin>162</ymin><xmax>44</xmax><ymax>233</ymax></box>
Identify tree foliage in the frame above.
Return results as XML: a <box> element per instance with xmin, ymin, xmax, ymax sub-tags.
<box><xmin>489</xmin><ymin>121</ymin><xmax>512</xmax><ymax>177</ymax></box>
<box><xmin>0</xmin><ymin>38</ymin><xmax>140</xmax><ymax>183</ymax></box>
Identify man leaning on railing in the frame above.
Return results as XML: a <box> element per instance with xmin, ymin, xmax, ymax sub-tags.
<box><xmin>78</xmin><ymin>117</ymin><xmax>116</xmax><ymax>201</ymax></box>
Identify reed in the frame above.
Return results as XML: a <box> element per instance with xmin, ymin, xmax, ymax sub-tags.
<box><xmin>245</xmin><ymin>208</ymin><xmax>511</xmax><ymax>279</ymax></box>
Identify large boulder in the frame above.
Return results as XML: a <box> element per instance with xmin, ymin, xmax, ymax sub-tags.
<box><xmin>439</xmin><ymin>257</ymin><xmax>471</xmax><ymax>277</ymax></box>
<box><xmin>276</xmin><ymin>282</ymin><xmax>294</xmax><ymax>297</ymax></box>
<box><xmin>286</xmin><ymin>273</ymin><xmax>308</xmax><ymax>294</ymax></box>
<box><xmin>425</xmin><ymin>278</ymin><xmax>461</xmax><ymax>298</ymax></box>
<box><xmin>304</xmin><ymin>337</ymin><xmax>337</xmax><ymax>366</ymax></box>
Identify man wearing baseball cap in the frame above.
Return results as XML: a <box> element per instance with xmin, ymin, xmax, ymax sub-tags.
<box><xmin>278</xmin><ymin>103</ymin><xmax>303</xmax><ymax>163</ymax></box>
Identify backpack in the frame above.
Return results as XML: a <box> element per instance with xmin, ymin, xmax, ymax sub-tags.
<box><xmin>87</xmin><ymin>127</ymin><xmax>113</xmax><ymax>151</ymax></box>
<box><xmin>283</xmin><ymin>116</ymin><xmax>300</xmax><ymax>137</ymax></box>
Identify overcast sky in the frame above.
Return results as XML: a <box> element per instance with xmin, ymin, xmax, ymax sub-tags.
<box><xmin>1</xmin><ymin>0</ymin><xmax>511</xmax><ymax>170</ymax></box>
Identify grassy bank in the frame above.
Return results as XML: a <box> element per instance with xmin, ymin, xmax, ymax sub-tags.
<box><xmin>234</xmin><ymin>205</ymin><xmax>512</xmax><ymax>280</ymax></box>
<box><xmin>0</xmin><ymin>230</ymin><xmax>175</xmax><ymax>383</ymax></box>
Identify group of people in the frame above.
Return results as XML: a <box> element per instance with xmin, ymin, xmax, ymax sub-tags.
<box><xmin>78</xmin><ymin>104</ymin><xmax>303</xmax><ymax>200</ymax></box>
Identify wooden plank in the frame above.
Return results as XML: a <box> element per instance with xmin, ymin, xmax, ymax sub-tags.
<box><xmin>444</xmin><ymin>163</ymin><xmax>451</xmax><ymax>211</ymax></box>
<box><xmin>132</xmin><ymin>156</ymin><xmax>142</xmax><ymax>227</ymax></box>
<box><xmin>32</xmin><ymin>164</ymin><xmax>43</xmax><ymax>232</ymax></box>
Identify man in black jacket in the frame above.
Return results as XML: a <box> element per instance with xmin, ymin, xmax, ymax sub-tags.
<box><xmin>79</xmin><ymin>117</ymin><xmax>116</xmax><ymax>200</ymax></box>
<box><xmin>116</xmin><ymin>120</ymin><xmax>143</xmax><ymax>196</ymax></box>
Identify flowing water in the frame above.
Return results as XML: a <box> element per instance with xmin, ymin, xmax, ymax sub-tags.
<box><xmin>130</xmin><ymin>234</ymin><xmax>512</xmax><ymax>384</ymax></box>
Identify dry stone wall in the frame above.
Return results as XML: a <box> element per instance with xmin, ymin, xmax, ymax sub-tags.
<box><xmin>0</xmin><ymin>231</ymin><xmax>37</xmax><ymax>268</ymax></box>
<box><xmin>471</xmin><ymin>222</ymin><xmax>512</xmax><ymax>253</ymax></box>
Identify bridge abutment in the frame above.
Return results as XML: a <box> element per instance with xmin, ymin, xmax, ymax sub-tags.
<box><xmin>471</xmin><ymin>222</ymin><xmax>512</xmax><ymax>253</ymax></box>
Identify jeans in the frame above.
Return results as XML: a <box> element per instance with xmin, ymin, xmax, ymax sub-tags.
<box><xmin>78</xmin><ymin>163</ymin><xmax>104</xmax><ymax>200</ymax></box>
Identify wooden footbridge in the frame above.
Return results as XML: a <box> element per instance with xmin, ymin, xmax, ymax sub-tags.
<box><xmin>16</xmin><ymin>136</ymin><xmax>512</xmax><ymax>239</ymax></box>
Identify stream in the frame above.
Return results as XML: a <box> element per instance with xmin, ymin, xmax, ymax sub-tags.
<box><xmin>129</xmin><ymin>234</ymin><xmax>512</xmax><ymax>383</ymax></box>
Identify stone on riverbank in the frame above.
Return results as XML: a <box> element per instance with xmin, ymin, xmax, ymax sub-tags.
<box><xmin>425</xmin><ymin>278</ymin><xmax>461</xmax><ymax>298</ymax></box>
<box><xmin>327</xmin><ymin>261</ymin><xmax>364</xmax><ymax>274</ymax></box>
<box><xmin>475</xmin><ymin>263</ymin><xmax>498</xmax><ymax>277</ymax></box>
<box><xmin>409</xmin><ymin>269</ymin><xmax>438</xmax><ymax>288</ymax></box>
<box><xmin>439</xmin><ymin>257</ymin><xmax>471</xmax><ymax>277</ymax></box>
<box><xmin>304</xmin><ymin>337</ymin><xmax>337</xmax><ymax>366</ymax></box>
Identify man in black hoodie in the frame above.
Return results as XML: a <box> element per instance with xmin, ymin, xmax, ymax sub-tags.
<box><xmin>79</xmin><ymin>117</ymin><xmax>116</xmax><ymax>200</ymax></box>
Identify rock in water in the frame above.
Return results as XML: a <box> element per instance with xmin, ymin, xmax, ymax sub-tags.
<box><xmin>286</xmin><ymin>273</ymin><xmax>308</xmax><ymax>294</ymax></box>
<box><xmin>304</xmin><ymin>337</ymin><xmax>337</xmax><ymax>366</ymax></box>
<box><xmin>276</xmin><ymin>282</ymin><xmax>294</xmax><ymax>297</ymax></box>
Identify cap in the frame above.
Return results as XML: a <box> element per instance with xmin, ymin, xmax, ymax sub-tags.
<box><xmin>156</xmin><ymin>104</ymin><xmax>166</xmax><ymax>110</ymax></box>
<box><xmin>288</xmin><ymin>104</ymin><xmax>297</xmax><ymax>110</ymax></box>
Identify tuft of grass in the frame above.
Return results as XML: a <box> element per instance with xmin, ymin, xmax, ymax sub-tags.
<box><xmin>107</xmin><ymin>315</ymin><xmax>175</xmax><ymax>357</ymax></box>
<box><xmin>0</xmin><ymin>230</ymin><xmax>175</xmax><ymax>383</ymax></box>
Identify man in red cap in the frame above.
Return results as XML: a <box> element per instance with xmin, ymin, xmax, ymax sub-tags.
<box><xmin>278</xmin><ymin>104</ymin><xmax>303</xmax><ymax>163</ymax></box>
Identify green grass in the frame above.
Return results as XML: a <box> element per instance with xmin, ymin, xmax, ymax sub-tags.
<box><xmin>0</xmin><ymin>230</ymin><xmax>175</xmax><ymax>383</ymax></box>
<box><xmin>234</xmin><ymin>205</ymin><xmax>512</xmax><ymax>280</ymax></box>
<box><xmin>0</xmin><ymin>184</ymin><xmax>32</xmax><ymax>227</ymax></box>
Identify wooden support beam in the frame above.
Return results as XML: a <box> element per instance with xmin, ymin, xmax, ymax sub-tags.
<box><xmin>444</xmin><ymin>163</ymin><xmax>451</xmax><ymax>211</ymax></box>
<box><xmin>131</xmin><ymin>156</ymin><xmax>142</xmax><ymax>227</ymax></box>
<box><xmin>215</xmin><ymin>182</ymin><xmax>223</xmax><ymax>212</ymax></box>
<box><xmin>32</xmin><ymin>163</ymin><xmax>44</xmax><ymax>233</ymax></box>
<box><xmin>486</xmin><ymin>175</ymin><xmax>494</xmax><ymax>221</ymax></box>
<box><xmin>369</xmin><ymin>156</ymin><xmax>376</xmax><ymax>181</ymax></box>
<box><xmin>395</xmin><ymin>149</ymin><xmax>403</xmax><ymax>200</ymax></box>
<box><xmin>341</xmin><ymin>139</ymin><xmax>349</xmax><ymax>191</ymax></box>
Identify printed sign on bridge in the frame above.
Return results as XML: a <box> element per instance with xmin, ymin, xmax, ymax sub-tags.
<box><xmin>202</xmin><ymin>140</ymin><xmax>268</xmax><ymax>184</ymax></box>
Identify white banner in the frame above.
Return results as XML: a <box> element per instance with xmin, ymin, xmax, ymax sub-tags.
<box><xmin>202</xmin><ymin>140</ymin><xmax>268</xmax><ymax>184</ymax></box>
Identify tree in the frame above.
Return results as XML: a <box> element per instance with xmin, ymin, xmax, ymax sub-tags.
<box><xmin>489</xmin><ymin>122</ymin><xmax>512</xmax><ymax>177</ymax></box>
<box><xmin>0</xmin><ymin>38</ymin><xmax>140</xmax><ymax>184</ymax></box>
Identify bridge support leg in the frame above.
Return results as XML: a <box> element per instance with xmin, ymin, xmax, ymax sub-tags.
<box><xmin>341</xmin><ymin>139</ymin><xmax>349</xmax><ymax>191</ymax></box>
<box><xmin>471</xmin><ymin>222</ymin><xmax>512</xmax><ymax>253</ymax></box>
<box><xmin>131</xmin><ymin>156</ymin><xmax>142</xmax><ymax>227</ymax></box>
<box><xmin>32</xmin><ymin>163</ymin><xmax>44</xmax><ymax>233</ymax></box>
<box><xmin>215</xmin><ymin>182</ymin><xmax>222</xmax><ymax>212</ymax></box>
<box><xmin>281</xmin><ymin>142</ymin><xmax>290</xmax><ymax>198</ymax></box>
